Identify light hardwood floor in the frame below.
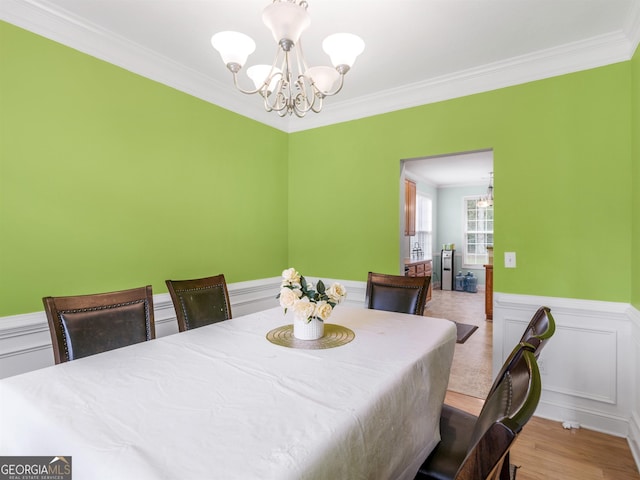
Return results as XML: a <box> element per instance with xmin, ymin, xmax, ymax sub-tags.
<box><xmin>445</xmin><ymin>391</ymin><xmax>640</xmax><ymax>480</ymax></box>
<box><xmin>428</xmin><ymin>289</ymin><xmax>640</xmax><ymax>479</ymax></box>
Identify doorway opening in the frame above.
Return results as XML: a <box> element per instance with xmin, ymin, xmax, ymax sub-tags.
<box><xmin>400</xmin><ymin>149</ymin><xmax>494</xmax><ymax>399</ymax></box>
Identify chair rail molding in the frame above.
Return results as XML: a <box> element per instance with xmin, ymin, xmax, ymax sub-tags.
<box><xmin>0</xmin><ymin>276</ymin><xmax>368</xmax><ymax>380</ymax></box>
<box><xmin>494</xmin><ymin>293</ymin><xmax>638</xmax><ymax>446</ymax></box>
<box><xmin>0</xmin><ymin>276</ymin><xmax>280</xmax><ymax>379</ymax></box>
<box><xmin>2</xmin><ymin>281</ymin><xmax>637</xmax><ymax>472</ymax></box>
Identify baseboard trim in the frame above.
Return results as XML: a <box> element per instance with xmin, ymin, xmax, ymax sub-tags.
<box><xmin>535</xmin><ymin>398</ymin><xmax>631</xmax><ymax>438</ymax></box>
<box><xmin>629</xmin><ymin>306</ymin><xmax>640</xmax><ymax>469</ymax></box>
<box><xmin>629</xmin><ymin>410</ymin><xmax>640</xmax><ymax>471</ymax></box>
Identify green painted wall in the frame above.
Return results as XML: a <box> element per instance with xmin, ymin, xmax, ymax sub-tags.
<box><xmin>289</xmin><ymin>63</ymin><xmax>633</xmax><ymax>302</ymax></box>
<box><xmin>1</xmin><ymin>20</ymin><xmax>637</xmax><ymax>315</ymax></box>
<box><xmin>633</xmin><ymin>44</ymin><xmax>640</xmax><ymax>310</ymax></box>
<box><xmin>0</xmin><ymin>22</ymin><xmax>289</xmax><ymax>316</ymax></box>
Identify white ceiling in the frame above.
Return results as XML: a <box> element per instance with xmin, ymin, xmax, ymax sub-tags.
<box><xmin>1</xmin><ymin>0</ymin><xmax>639</xmax><ymax>136</ymax></box>
<box><xmin>404</xmin><ymin>150</ymin><xmax>494</xmax><ymax>187</ymax></box>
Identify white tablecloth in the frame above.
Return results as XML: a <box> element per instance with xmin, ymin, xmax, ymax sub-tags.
<box><xmin>0</xmin><ymin>306</ymin><xmax>456</xmax><ymax>480</ymax></box>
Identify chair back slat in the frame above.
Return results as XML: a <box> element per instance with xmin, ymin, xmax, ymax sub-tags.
<box><xmin>486</xmin><ymin>306</ymin><xmax>555</xmax><ymax>399</ymax></box>
<box><xmin>43</xmin><ymin>286</ymin><xmax>155</xmax><ymax>364</ymax></box>
<box><xmin>416</xmin><ymin>307</ymin><xmax>551</xmax><ymax>480</ymax></box>
<box><xmin>365</xmin><ymin>272</ymin><xmax>430</xmax><ymax>315</ymax></box>
<box><xmin>459</xmin><ymin>348</ymin><xmax>542</xmax><ymax>479</ymax></box>
<box><xmin>166</xmin><ymin>274</ymin><xmax>231</xmax><ymax>332</ymax></box>
<box><xmin>520</xmin><ymin>306</ymin><xmax>556</xmax><ymax>355</ymax></box>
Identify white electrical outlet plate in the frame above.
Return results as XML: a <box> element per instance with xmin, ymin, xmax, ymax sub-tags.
<box><xmin>505</xmin><ymin>252</ymin><xmax>516</xmax><ymax>268</ymax></box>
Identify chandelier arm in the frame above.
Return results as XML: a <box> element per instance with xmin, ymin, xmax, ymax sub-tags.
<box><xmin>263</xmin><ymin>45</ymin><xmax>285</xmax><ymax>90</ymax></box>
<box><xmin>293</xmin><ymin>89</ymin><xmax>313</xmax><ymax>117</ymax></box>
<box><xmin>265</xmin><ymin>48</ymin><xmax>290</xmax><ymax>112</ymax></box>
<box><xmin>295</xmin><ymin>41</ymin><xmax>310</xmax><ymax>75</ymax></box>
<box><xmin>260</xmin><ymin>51</ymin><xmax>288</xmax><ymax>113</ymax></box>
<box><xmin>263</xmin><ymin>87</ymin><xmax>285</xmax><ymax>113</ymax></box>
<box><xmin>316</xmin><ymin>73</ymin><xmax>345</xmax><ymax>97</ymax></box>
<box><xmin>230</xmin><ymin>71</ymin><xmax>267</xmax><ymax>96</ymax></box>
<box><xmin>279</xmin><ymin>53</ymin><xmax>295</xmax><ymax>113</ymax></box>
<box><xmin>293</xmin><ymin>74</ymin><xmax>316</xmax><ymax>114</ymax></box>
<box><xmin>213</xmin><ymin>1</ymin><xmax>363</xmax><ymax>116</ymax></box>
<box><xmin>261</xmin><ymin>86</ymin><xmax>276</xmax><ymax>112</ymax></box>
<box><xmin>292</xmin><ymin>40</ymin><xmax>320</xmax><ymax>115</ymax></box>
<box><xmin>310</xmin><ymin>94</ymin><xmax>324</xmax><ymax>113</ymax></box>
<box><xmin>231</xmin><ymin>45</ymin><xmax>286</xmax><ymax>97</ymax></box>
<box><xmin>293</xmin><ymin>96</ymin><xmax>311</xmax><ymax>116</ymax></box>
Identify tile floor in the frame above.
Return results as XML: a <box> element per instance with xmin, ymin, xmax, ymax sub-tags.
<box><xmin>424</xmin><ymin>287</ymin><xmax>493</xmax><ymax>399</ymax></box>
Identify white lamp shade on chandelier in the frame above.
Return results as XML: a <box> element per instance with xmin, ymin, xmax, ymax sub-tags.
<box><xmin>210</xmin><ymin>0</ymin><xmax>365</xmax><ymax>117</ymax></box>
<box><xmin>262</xmin><ymin>1</ymin><xmax>310</xmax><ymax>45</ymax></box>
<box><xmin>247</xmin><ymin>64</ymin><xmax>282</xmax><ymax>92</ymax></box>
<box><xmin>210</xmin><ymin>32</ymin><xmax>256</xmax><ymax>70</ymax></box>
<box><xmin>322</xmin><ymin>33</ymin><xmax>365</xmax><ymax>72</ymax></box>
<box><xmin>304</xmin><ymin>66</ymin><xmax>340</xmax><ymax>95</ymax></box>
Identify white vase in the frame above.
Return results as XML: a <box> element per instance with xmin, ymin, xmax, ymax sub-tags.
<box><xmin>293</xmin><ymin>316</ymin><xmax>325</xmax><ymax>340</ymax></box>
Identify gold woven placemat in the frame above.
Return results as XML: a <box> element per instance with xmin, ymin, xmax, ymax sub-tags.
<box><xmin>266</xmin><ymin>324</ymin><xmax>355</xmax><ymax>350</ymax></box>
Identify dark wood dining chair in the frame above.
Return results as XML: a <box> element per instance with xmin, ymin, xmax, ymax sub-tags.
<box><xmin>165</xmin><ymin>274</ymin><xmax>232</xmax><ymax>332</ymax></box>
<box><xmin>365</xmin><ymin>272</ymin><xmax>430</xmax><ymax>315</ymax></box>
<box><xmin>415</xmin><ymin>346</ymin><xmax>542</xmax><ymax>480</ymax></box>
<box><xmin>43</xmin><ymin>285</ymin><xmax>155</xmax><ymax>364</ymax></box>
<box><xmin>519</xmin><ymin>306</ymin><xmax>555</xmax><ymax>355</ymax></box>
<box><xmin>486</xmin><ymin>306</ymin><xmax>555</xmax><ymax>399</ymax></box>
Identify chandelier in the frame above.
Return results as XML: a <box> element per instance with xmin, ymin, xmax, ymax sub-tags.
<box><xmin>477</xmin><ymin>172</ymin><xmax>494</xmax><ymax>208</ymax></box>
<box><xmin>211</xmin><ymin>0</ymin><xmax>365</xmax><ymax>118</ymax></box>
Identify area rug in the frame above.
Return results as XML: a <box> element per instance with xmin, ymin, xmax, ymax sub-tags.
<box><xmin>455</xmin><ymin>322</ymin><xmax>478</xmax><ymax>344</ymax></box>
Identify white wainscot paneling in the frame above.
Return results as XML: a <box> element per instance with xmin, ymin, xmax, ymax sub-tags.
<box><xmin>504</xmin><ymin>320</ymin><xmax>617</xmax><ymax>403</ymax></box>
<box><xmin>304</xmin><ymin>276</ymin><xmax>367</xmax><ymax>308</ymax></box>
<box><xmin>0</xmin><ymin>277</ymin><xmax>284</xmax><ymax>379</ymax></box>
<box><xmin>494</xmin><ymin>293</ymin><xmax>636</xmax><ymax>438</ymax></box>
<box><xmin>0</xmin><ymin>276</ymin><xmax>367</xmax><ymax>380</ymax></box>
<box><xmin>629</xmin><ymin>306</ymin><xmax>640</xmax><ymax>470</ymax></box>
<box><xmin>0</xmin><ymin>312</ymin><xmax>54</xmax><ymax>379</ymax></box>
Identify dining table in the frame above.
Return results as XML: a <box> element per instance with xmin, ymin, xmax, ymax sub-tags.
<box><xmin>0</xmin><ymin>305</ymin><xmax>456</xmax><ymax>480</ymax></box>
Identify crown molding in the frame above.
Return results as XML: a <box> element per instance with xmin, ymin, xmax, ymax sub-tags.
<box><xmin>2</xmin><ymin>0</ymin><xmax>639</xmax><ymax>134</ymax></box>
<box><xmin>0</xmin><ymin>0</ymin><xmax>290</xmax><ymax>132</ymax></box>
<box><xmin>624</xmin><ymin>0</ymin><xmax>640</xmax><ymax>56</ymax></box>
<box><xmin>289</xmin><ymin>29</ymin><xmax>634</xmax><ymax>132</ymax></box>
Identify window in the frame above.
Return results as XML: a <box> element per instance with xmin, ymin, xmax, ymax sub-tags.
<box><xmin>410</xmin><ymin>194</ymin><xmax>433</xmax><ymax>259</ymax></box>
<box><xmin>463</xmin><ymin>196</ymin><xmax>493</xmax><ymax>266</ymax></box>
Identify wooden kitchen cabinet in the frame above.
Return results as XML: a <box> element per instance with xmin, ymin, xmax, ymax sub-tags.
<box><xmin>404</xmin><ymin>258</ymin><xmax>432</xmax><ymax>303</ymax></box>
<box><xmin>404</xmin><ymin>179</ymin><xmax>416</xmax><ymax>236</ymax></box>
<box><xmin>484</xmin><ymin>264</ymin><xmax>493</xmax><ymax>320</ymax></box>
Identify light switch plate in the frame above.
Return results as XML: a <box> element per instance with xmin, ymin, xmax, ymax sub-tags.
<box><xmin>505</xmin><ymin>252</ymin><xmax>517</xmax><ymax>268</ymax></box>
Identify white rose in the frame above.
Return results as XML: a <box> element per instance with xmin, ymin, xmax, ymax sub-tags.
<box><xmin>279</xmin><ymin>288</ymin><xmax>301</xmax><ymax>309</ymax></box>
<box><xmin>292</xmin><ymin>297</ymin><xmax>316</xmax><ymax>321</ymax></box>
<box><xmin>281</xmin><ymin>267</ymin><xmax>301</xmax><ymax>287</ymax></box>
<box><xmin>327</xmin><ymin>283</ymin><xmax>347</xmax><ymax>304</ymax></box>
<box><xmin>314</xmin><ymin>301</ymin><xmax>333</xmax><ymax>321</ymax></box>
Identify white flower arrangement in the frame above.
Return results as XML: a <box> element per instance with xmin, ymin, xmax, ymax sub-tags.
<box><xmin>277</xmin><ymin>267</ymin><xmax>347</xmax><ymax>323</ymax></box>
